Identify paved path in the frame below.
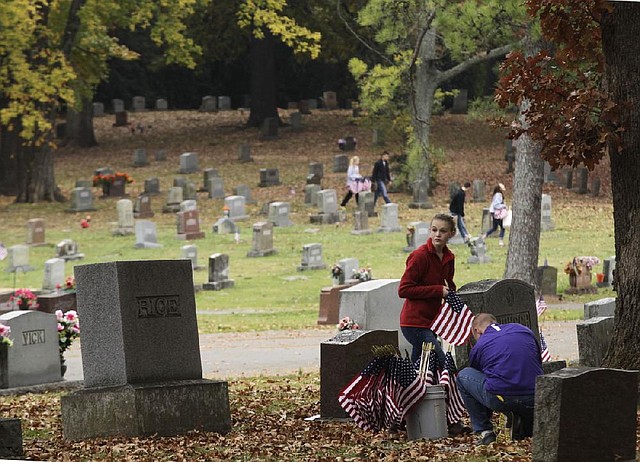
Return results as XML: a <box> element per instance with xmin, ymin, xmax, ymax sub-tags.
<box><xmin>62</xmin><ymin>315</ymin><xmax>580</xmax><ymax>382</ymax></box>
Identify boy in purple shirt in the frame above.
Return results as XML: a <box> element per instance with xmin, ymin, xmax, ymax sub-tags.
<box><xmin>457</xmin><ymin>313</ymin><xmax>543</xmax><ymax>445</ymax></box>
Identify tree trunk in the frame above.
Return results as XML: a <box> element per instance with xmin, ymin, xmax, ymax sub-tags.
<box><xmin>247</xmin><ymin>29</ymin><xmax>280</xmax><ymax>128</ymax></box>
<box><xmin>504</xmin><ymin>125</ymin><xmax>543</xmax><ymax>286</ymax></box>
<box><xmin>15</xmin><ymin>136</ymin><xmax>60</xmax><ymax>203</ymax></box>
<box><xmin>0</xmin><ymin>98</ymin><xmax>19</xmax><ymax>196</ymax></box>
<box><xmin>66</xmin><ymin>95</ymin><xmax>97</xmax><ymax>147</ymax></box>
<box><xmin>601</xmin><ymin>4</ymin><xmax>640</xmax><ymax>369</ymax></box>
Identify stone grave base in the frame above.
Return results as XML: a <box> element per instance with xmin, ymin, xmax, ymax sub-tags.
<box><xmin>565</xmin><ymin>286</ymin><xmax>598</xmax><ymax>295</ymax></box>
<box><xmin>408</xmin><ymin>201</ymin><xmax>433</xmax><ymax>209</ymax></box>
<box><xmin>468</xmin><ymin>255</ymin><xmax>492</xmax><ymax>264</ymax></box>
<box><xmin>297</xmin><ymin>263</ymin><xmax>327</xmax><ymax>272</ymax></box>
<box><xmin>0</xmin><ymin>418</ymin><xmax>23</xmax><ymax>458</ymax></box>
<box><xmin>28</xmin><ymin>242</ymin><xmax>50</xmax><ymax>248</ymax></box>
<box><xmin>203</xmin><ymin>280</ymin><xmax>235</xmax><ymax>290</ymax></box>
<box><xmin>36</xmin><ymin>292</ymin><xmax>77</xmax><ymax>314</ymax></box>
<box><xmin>65</xmin><ymin>207</ymin><xmax>96</xmax><ymax>213</ymax></box>
<box><xmin>176</xmin><ymin>232</ymin><xmax>206</xmax><ymax>240</ymax></box>
<box><xmin>258</xmin><ymin>181</ymin><xmax>281</xmax><ymax>187</ymax></box>
<box><xmin>61</xmin><ymin>379</ymin><xmax>231</xmax><ymax>440</ymax></box>
<box><xmin>134</xmin><ymin>211</ymin><xmax>154</xmax><ymax>219</ymax></box>
<box><xmin>351</xmin><ymin>229</ymin><xmax>372</xmax><ymax>236</ymax></box>
<box><xmin>230</xmin><ymin>214</ymin><xmax>249</xmax><ymax>221</ymax></box>
<box><xmin>59</xmin><ymin>254</ymin><xmax>85</xmax><ymax>262</ymax></box>
<box><xmin>135</xmin><ymin>242</ymin><xmax>163</xmax><ymax>249</ymax></box>
<box><xmin>99</xmin><ymin>194</ymin><xmax>129</xmax><ymax>200</ymax></box>
<box><xmin>247</xmin><ymin>249</ymin><xmax>277</xmax><ymax>258</ymax></box>
<box><xmin>162</xmin><ymin>204</ymin><xmax>181</xmax><ymax>213</ymax></box>
<box><xmin>377</xmin><ymin>226</ymin><xmax>402</xmax><ymax>233</ymax></box>
<box><xmin>112</xmin><ymin>227</ymin><xmax>135</xmax><ymax>236</ymax></box>
<box><xmin>310</xmin><ymin>213</ymin><xmax>341</xmax><ymax>225</ymax></box>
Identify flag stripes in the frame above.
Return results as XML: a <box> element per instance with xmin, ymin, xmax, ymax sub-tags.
<box><xmin>431</xmin><ymin>292</ymin><xmax>474</xmax><ymax>346</ymax></box>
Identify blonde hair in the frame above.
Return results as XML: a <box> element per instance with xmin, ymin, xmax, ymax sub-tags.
<box><xmin>350</xmin><ymin>156</ymin><xmax>360</xmax><ymax>166</ymax></box>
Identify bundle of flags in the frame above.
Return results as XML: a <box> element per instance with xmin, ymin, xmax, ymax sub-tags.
<box><xmin>536</xmin><ymin>295</ymin><xmax>552</xmax><ymax>362</ymax></box>
<box><xmin>431</xmin><ymin>291</ymin><xmax>474</xmax><ymax>346</ymax></box>
<box><xmin>338</xmin><ymin>352</ymin><xmax>427</xmax><ymax>432</ymax></box>
<box><xmin>419</xmin><ymin>347</ymin><xmax>466</xmax><ymax>426</ymax></box>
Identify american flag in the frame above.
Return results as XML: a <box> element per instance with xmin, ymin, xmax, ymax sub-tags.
<box><xmin>0</xmin><ymin>243</ymin><xmax>7</xmax><ymax>261</ymax></box>
<box><xmin>438</xmin><ymin>352</ymin><xmax>467</xmax><ymax>425</ymax></box>
<box><xmin>431</xmin><ymin>291</ymin><xmax>474</xmax><ymax>346</ymax></box>
<box><xmin>424</xmin><ymin>349</ymin><xmax>440</xmax><ymax>385</ymax></box>
<box><xmin>540</xmin><ymin>330</ymin><xmax>551</xmax><ymax>362</ymax></box>
<box><xmin>536</xmin><ymin>295</ymin><xmax>548</xmax><ymax>317</ymax></box>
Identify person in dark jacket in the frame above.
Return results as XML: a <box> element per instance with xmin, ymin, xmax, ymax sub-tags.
<box><xmin>457</xmin><ymin>313</ymin><xmax>543</xmax><ymax>445</ymax></box>
<box><xmin>371</xmin><ymin>151</ymin><xmax>392</xmax><ymax>206</ymax></box>
<box><xmin>449</xmin><ymin>182</ymin><xmax>471</xmax><ymax>242</ymax></box>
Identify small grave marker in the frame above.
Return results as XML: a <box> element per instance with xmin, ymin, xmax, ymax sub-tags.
<box><xmin>134</xmin><ymin>221</ymin><xmax>162</xmax><ymax>248</ymax></box>
<box><xmin>297</xmin><ymin>243</ymin><xmax>326</xmax><ymax>271</ymax></box>
<box><xmin>247</xmin><ymin>222</ymin><xmax>276</xmax><ymax>257</ymax></box>
<box><xmin>203</xmin><ymin>253</ymin><xmax>235</xmax><ymax>290</ymax></box>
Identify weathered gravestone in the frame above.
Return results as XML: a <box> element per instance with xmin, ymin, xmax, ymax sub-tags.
<box><xmin>298</xmin><ymin>99</ymin><xmax>310</xmax><ymax>114</ymax></box>
<box><xmin>132</xmin><ymin>96</ymin><xmax>146</xmax><ymax>112</ymax></box>
<box><xmin>134</xmin><ymin>221</ymin><xmax>162</xmax><ymax>249</ymax></box>
<box><xmin>583</xmin><ymin>297</ymin><xmax>616</xmax><ymax>320</ymax></box>
<box><xmin>26</xmin><ymin>218</ymin><xmax>46</xmax><ymax>246</ymax></box>
<box><xmin>5</xmin><ymin>245</ymin><xmax>33</xmax><ymax>273</ymax></box>
<box><xmin>133</xmin><ymin>194</ymin><xmax>154</xmax><ymax>219</ymax></box>
<box><xmin>112</xmin><ymin>99</ymin><xmax>124</xmax><ymax>113</ymax></box>
<box><xmin>0</xmin><ymin>418</ymin><xmax>23</xmax><ymax>458</ymax></box>
<box><xmin>290</xmin><ymin>111</ymin><xmax>302</xmax><ymax>131</ymax></box>
<box><xmin>155</xmin><ymin>150</ymin><xmax>167</xmax><ymax>162</ymax></box>
<box><xmin>304</xmin><ymin>184</ymin><xmax>321</xmax><ymax>207</ymax></box>
<box><xmin>133</xmin><ymin>148</ymin><xmax>149</xmax><ymax>168</ymax></box>
<box><xmin>310</xmin><ymin>190</ymin><xmax>340</xmax><ymax>224</ymax></box>
<box><xmin>455</xmin><ymin>279</ymin><xmax>539</xmax><ymax>368</ymax></box>
<box><xmin>377</xmin><ymin>203</ymin><xmax>402</xmax><ymax>232</ymax></box>
<box><xmin>92</xmin><ymin>102</ymin><xmax>104</xmax><ymax>117</ymax></box>
<box><xmin>55</xmin><ymin>239</ymin><xmax>84</xmax><ymax>261</ymax></box>
<box><xmin>307</xmin><ymin>98</ymin><xmax>318</xmax><ymax>110</ymax></box>
<box><xmin>36</xmin><ymin>291</ymin><xmax>77</xmax><ymax>315</ymax></box>
<box><xmin>356</xmin><ymin>191</ymin><xmax>376</xmax><ymax>218</ymax></box>
<box><xmin>533</xmin><ymin>368</ymin><xmax>638</xmax><ymax>462</ymax></box>
<box><xmin>200</xmin><ymin>96</ymin><xmax>217</xmax><ymax>112</ymax></box>
<box><xmin>112</xmin><ymin>199</ymin><xmax>135</xmax><ymax>236</ymax></box>
<box><xmin>217</xmin><ymin>96</ymin><xmax>231</xmax><ymax>110</ymax></box>
<box><xmin>590</xmin><ymin>176</ymin><xmax>601</xmax><ymax>197</ymax></box>
<box><xmin>181</xmin><ymin>244</ymin><xmax>203</xmax><ymax>271</ymax></box>
<box><xmin>233</xmin><ymin>184</ymin><xmax>256</xmax><ymax>204</ymax></box>
<box><xmin>258</xmin><ymin>168</ymin><xmax>281</xmax><ymax>187</ymax></box>
<box><xmin>0</xmin><ymin>310</ymin><xmax>61</xmax><ymax>388</ymax></box>
<box><xmin>297</xmin><ymin>243</ymin><xmax>326</xmax><ymax>271</ymax></box>
<box><xmin>408</xmin><ymin>178</ymin><xmax>432</xmax><ymax>209</ymax></box>
<box><xmin>404</xmin><ymin>222</ymin><xmax>429</xmax><ymax>252</ymax></box>
<box><xmin>208</xmin><ymin>176</ymin><xmax>225</xmax><ymax>199</ymax></box>
<box><xmin>42</xmin><ymin>258</ymin><xmax>65</xmax><ymax>291</ymax></box>
<box><xmin>74</xmin><ymin>179</ymin><xmax>92</xmax><ymax>189</ymax></box>
<box><xmin>333</xmin><ymin>154</ymin><xmax>349</xmax><ymax>173</ymax></box>
<box><xmin>162</xmin><ymin>186</ymin><xmax>183</xmax><ymax>213</ymax></box>
<box><xmin>66</xmin><ymin>187</ymin><xmax>95</xmax><ymax>212</ymax></box>
<box><xmin>335</xmin><ymin>258</ymin><xmax>359</xmax><ymax>285</ymax></box>
<box><xmin>540</xmin><ymin>194</ymin><xmax>555</xmax><ymax>231</ymax></box>
<box><xmin>574</xmin><ymin>167</ymin><xmax>589</xmax><ymax>194</ymax></box>
<box><xmin>351</xmin><ymin>211</ymin><xmax>371</xmax><ymax>236</ymax></box>
<box><xmin>155</xmin><ymin>98</ymin><xmax>168</xmax><ymax>111</ymax></box>
<box><xmin>450</xmin><ymin>89</ymin><xmax>468</xmax><ymax>114</ymax></box>
<box><xmin>480</xmin><ymin>208</ymin><xmax>493</xmax><ymax>236</ymax></box>
<box><xmin>114</xmin><ymin>111</ymin><xmax>128</xmax><ymax>127</ymax></box>
<box><xmin>339</xmin><ymin>279</ymin><xmax>409</xmax><ymax>354</ymax></box>
<box><xmin>320</xmin><ymin>329</ymin><xmax>398</xmax><ymax>419</ymax></box>
<box><xmin>203</xmin><ymin>254</ymin><xmax>235</xmax><ymax>290</ymax></box>
<box><xmin>179</xmin><ymin>152</ymin><xmax>199</xmax><ymax>174</ymax></box>
<box><xmin>372</xmin><ymin>128</ymin><xmax>385</xmax><ymax>146</ymax></box>
<box><xmin>200</xmin><ymin>168</ymin><xmax>220</xmax><ymax>192</ymax></box>
<box><xmin>599</xmin><ymin>256</ymin><xmax>616</xmax><ymax>288</ymax></box>
<box><xmin>247</xmin><ymin>222</ymin><xmax>276</xmax><ymax>257</ymax></box>
<box><xmin>322</xmin><ymin>91</ymin><xmax>338</xmax><ymax>110</ymax></box>
<box><xmin>317</xmin><ymin>283</ymin><xmax>359</xmax><ymax>325</ymax></box>
<box><xmin>268</xmin><ymin>202</ymin><xmax>293</xmax><ymax>227</ymax></box>
<box><xmin>144</xmin><ymin>177</ymin><xmax>160</xmax><ymax>196</ymax></box>
<box><xmin>339</xmin><ymin>136</ymin><xmax>357</xmax><ymax>151</ymax></box>
<box><xmin>183</xmin><ymin>181</ymin><xmax>197</xmax><ymax>201</ymax></box>
<box><xmin>535</xmin><ymin>263</ymin><xmax>558</xmax><ymax>296</ymax></box>
<box><xmin>261</xmin><ymin>117</ymin><xmax>278</xmax><ymax>139</ymax></box>
<box><xmin>180</xmin><ymin>200</ymin><xmax>197</xmax><ymax>212</ymax></box>
<box><xmin>238</xmin><ymin>144</ymin><xmax>253</xmax><ymax>163</ymax></box>
<box><xmin>306</xmin><ymin>162</ymin><xmax>323</xmax><ymax>185</ymax></box>
<box><xmin>472</xmin><ymin>179</ymin><xmax>485</xmax><ymax>203</ymax></box>
<box><xmin>176</xmin><ymin>210</ymin><xmax>205</xmax><ymax>240</ymax></box>
<box><xmin>224</xmin><ymin>196</ymin><xmax>248</xmax><ymax>221</ymax></box>
<box><xmin>576</xmin><ymin>317</ymin><xmax>614</xmax><ymax>367</ymax></box>
<box><xmin>61</xmin><ymin>260</ymin><xmax>231</xmax><ymax>439</ymax></box>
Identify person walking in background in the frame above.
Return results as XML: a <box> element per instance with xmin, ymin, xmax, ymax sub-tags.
<box><xmin>340</xmin><ymin>156</ymin><xmax>366</xmax><ymax>207</ymax></box>
<box><xmin>482</xmin><ymin>183</ymin><xmax>508</xmax><ymax>246</ymax></box>
<box><xmin>456</xmin><ymin>313</ymin><xmax>543</xmax><ymax>445</ymax></box>
<box><xmin>372</xmin><ymin>151</ymin><xmax>392</xmax><ymax>206</ymax></box>
<box><xmin>449</xmin><ymin>181</ymin><xmax>471</xmax><ymax>243</ymax></box>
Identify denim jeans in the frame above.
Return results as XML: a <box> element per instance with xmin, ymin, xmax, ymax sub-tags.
<box><xmin>485</xmin><ymin>216</ymin><xmax>505</xmax><ymax>239</ymax></box>
<box><xmin>457</xmin><ymin>367</ymin><xmax>535</xmax><ymax>434</ymax></box>
<box><xmin>400</xmin><ymin>326</ymin><xmax>446</xmax><ymax>368</ymax></box>
<box><xmin>373</xmin><ymin>180</ymin><xmax>391</xmax><ymax>206</ymax></box>
<box><xmin>455</xmin><ymin>214</ymin><xmax>469</xmax><ymax>240</ymax></box>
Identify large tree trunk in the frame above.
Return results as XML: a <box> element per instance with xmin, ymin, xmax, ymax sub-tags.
<box><xmin>601</xmin><ymin>4</ymin><xmax>640</xmax><ymax>369</ymax></box>
<box><xmin>0</xmin><ymin>98</ymin><xmax>19</xmax><ymax>195</ymax></box>
<box><xmin>247</xmin><ymin>29</ymin><xmax>280</xmax><ymax>128</ymax></box>
<box><xmin>15</xmin><ymin>135</ymin><xmax>61</xmax><ymax>203</ymax></box>
<box><xmin>66</xmin><ymin>95</ymin><xmax>97</xmax><ymax>147</ymax></box>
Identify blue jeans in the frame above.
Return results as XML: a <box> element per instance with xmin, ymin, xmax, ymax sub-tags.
<box><xmin>400</xmin><ymin>326</ymin><xmax>446</xmax><ymax>368</ymax></box>
<box><xmin>373</xmin><ymin>180</ymin><xmax>391</xmax><ymax>206</ymax></box>
<box><xmin>485</xmin><ymin>216</ymin><xmax>505</xmax><ymax>239</ymax></box>
<box><xmin>457</xmin><ymin>367</ymin><xmax>535</xmax><ymax>435</ymax></box>
<box><xmin>455</xmin><ymin>214</ymin><xmax>469</xmax><ymax>240</ymax></box>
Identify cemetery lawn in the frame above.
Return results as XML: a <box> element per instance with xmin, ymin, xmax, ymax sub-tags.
<box><xmin>0</xmin><ymin>110</ymin><xmax>614</xmax><ymax>333</ymax></box>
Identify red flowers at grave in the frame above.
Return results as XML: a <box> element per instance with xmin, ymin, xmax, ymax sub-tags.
<box><xmin>10</xmin><ymin>288</ymin><xmax>38</xmax><ymax>310</ymax></box>
<box><xmin>337</xmin><ymin>316</ymin><xmax>360</xmax><ymax>331</ymax></box>
<box><xmin>92</xmin><ymin>172</ymin><xmax>134</xmax><ymax>187</ymax></box>
<box><xmin>80</xmin><ymin>219</ymin><xmax>89</xmax><ymax>228</ymax></box>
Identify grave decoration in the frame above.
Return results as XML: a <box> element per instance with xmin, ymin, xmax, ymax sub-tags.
<box><xmin>9</xmin><ymin>289</ymin><xmax>38</xmax><ymax>311</ymax></box>
<box><xmin>37</xmin><ymin>275</ymin><xmax>77</xmax><ymax>315</ymax></box>
<box><xmin>337</xmin><ymin>316</ymin><xmax>360</xmax><ymax>331</ymax></box>
<box><xmin>0</xmin><ymin>323</ymin><xmax>13</xmax><ymax>346</ymax></box>
<box><xmin>351</xmin><ymin>267</ymin><xmax>373</xmax><ymax>282</ymax></box>
<box><xmin>330</xmin><ymin>264</ymin><xmax>343</xmax><ymax>286</ymax></box>
<box><xmin>564</xmin><ymin>256</ymin><xmax>600</xmax><ymax>294</ymax></box>
<box><xmin>56</xmin><ymin>309</ymin><xmax>80</xmax><ymax>377</ymax></box>
<box><xmin>93</xmin><ymin>171</ymin><xmax>134</xmax><ymax>197</ymax></box>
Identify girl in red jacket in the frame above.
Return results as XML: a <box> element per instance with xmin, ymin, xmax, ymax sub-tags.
<box><xmin>398</xmin><ymin>213</ymin><xmax>456</xmax><ymax>367</ymax></box>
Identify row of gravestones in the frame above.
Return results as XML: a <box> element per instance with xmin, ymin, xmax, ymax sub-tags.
<box><xmin>317</xmin><ymin>279</ymin><xmax>635</xmax><ymax>462</ymax></box>
<box><xmin>94</xmin><ymin>91</ymin><xmax>348</xmax><ymax>117</ymax></box>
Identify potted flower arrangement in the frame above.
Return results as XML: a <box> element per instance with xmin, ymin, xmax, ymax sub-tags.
<box><xmin>0</xmin><ymin>323</ymin><xmax>13</xmax><ymax>347</ymax></box>
<box><xmin>337</xmin><ymin>316</ymin><xmax>360</xmax><ymax>331</ymax></box>
<box><xmin>56</xmin><ymin>309</ymin><xmax>80</xmax><ymax>377</ymax></box>
<box><xmin>93</xmin><ymin>171</ymin><xmax>134</xmax><ymax>197</ymax></box>
<box><xmin>0</xmin><ymin>323</ymin><xmax>12</xmax><ymax>387</ymax></box>
<box><xmin>56</xmin><ymin>276</ymin><xmax>76</xmax><ymax>293</ymax></box>
<box><xmin>10</xmin><ymin>288</ymin><xmax>38</xmax><ymax>310</ymax></box>
<box><xmin>352</xmin><ymin>267</ymin><xmax>373</xmax><ymax>282</ymax></box>
<box><xmin>406</xmin><ymin>224</ymin><xmax>416</xmax><ymax>247</ymax></box>
<box><xmin>330</xmin><ymin>264</ymin><xmax>343</xmax><ymax>285</ymax></box>
<box><xmin>564</xmin><ymin>256</ymin><xmax>600</xmax><ymax>290</ymax></box>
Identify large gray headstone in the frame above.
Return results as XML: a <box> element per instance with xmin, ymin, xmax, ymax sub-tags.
<box><xmin>155</xmin><ymin>98</ymin><xmax>168</xmax><ymax>111</ymax></box>
<box><xmin>224</xmin><ymin>196</ymin><xmax>248</xmax><ymax>221</ymax></box>
<box><xmin>112</xmin><ymin>99</ymin><xmax>124</xmax><ymax>113</ymax></box>
<box><xmin>180</xmin><ymin>244</ymin><xmax>200</xmax><ymax>271</ymax></box>
<box><xmin>304</xmin><ymin>184</ymin><xmax>321</xmax><ymax>207</ymax></box>
<box><xmin>201</xmin><ymin>168</ymin><xmax>220</xmax><ymax>191</ymax></box>
<box><xmin>320</xmin><ymin>329</ymin><xmax>398</xmax><ymax>418</ymax></box>
<box><xmin>0</xmin><ymin>311</ymin><xmax>61</xmax><ymax>388</ymax></box>
<box><xmin>268</xmin><ymin>202</ymin><xmax>293</xmax><ymax>227</ymax></box>
<box><xmin>132</xmin><ymin>96</ymin><xmax>146</xmax><ymax>112</ymax></box>
<box><xmin>74</xmin><ymin>260</ymin><xmax>202</xmax><ymax>387</ymax></box>
<box><xmin>179</xmin><ymin>152</ymin><xmax>198</xmax><ymax>174</ymax></box>
<box><xmin>533</xmin><ymin>368</ymin><xmax>638</xmax><ymax>462</ymax></box>
<box><xmin>162</xmin><ymin>187</ymin><xmax>183</xmax><ymax>213</ymax></box>
<box><xmin>322</xmin><ymin>91</ymin><xmax>338</xmax><ymax>110</ymax></box>
<box><xmin>67</xmin><ymin>187</ymin><xmax>95</xmax><ymax>212</ymax></box>
<box><xmin>247</xmin><ymin>222</ymin><xmax>276</xmax><ymax>257</ymax></box>
<box><xmin>377</xmin><ymin>203</ymin><xmax>402</xmax><ymax>232</ymax></box>
<box><xmin>408</xmin><ymin>178</ymin><xmax>432</xmax><ymax>209</ymax></box>
<box><xmin>134</xmin><ymin>221</ymin><xmax>162</xmax><ymax>249</ymax></box>
<box><xmin>356</xmin><ymin>191</ymin><xmax>376</xmax><ymax>217</ymax></box>
<box><xmin>450</xmin><ymin>89</ymin><xmax>468</xmax><ymax>114</ymax></box>
<box><xmin>584</xmin><ymin>297</ymin><xmax>616</xmax><ymax>320</ymax></box>
<box><xmin>576</xmin><ymin>317</ymin><xmax>614</xmax><ymax>367</ymax></box>
<box><xmin>217</xmin><ymin>96</ymin><xmax>231</xmax><ymax>110</ymax></box>
<box><xmin>238</xmin><ymin>144</ymin><xmax>253</xmax><ymax>163</ymax></box>
<box><xmin>339</xmin><ymin>279</ymin><xmax>409</xmax><ymax>354</ymax></box>
<box><xmin>317</xmin><ymin>189</ymin><xmax>338</xmax><ymax>215</ymax></box>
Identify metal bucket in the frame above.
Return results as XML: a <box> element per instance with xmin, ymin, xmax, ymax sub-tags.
<box><xmin>406</xmin><ymin>384</ymin><xmax>447</xmax><ymax>440</ymax></box>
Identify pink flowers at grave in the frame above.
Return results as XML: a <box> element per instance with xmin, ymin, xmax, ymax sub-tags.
<box><xmin>56</xmin><ymin>309</ymin><xmax>80</xmax><ymax>356</ymax></box>
<box><xmin>0</xmin><ymin>323</ymin><xmax>13</xmax><ymax>347</ymax></box>
<box><xmin>10</xmin><ymin>288</ymin><xmax>38</xmax><ymax>310</ymax></box>
<box><xmin>338</xmin><ymin>316</ymin><xmax>360</xmax><ymax>331</ymax></box>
